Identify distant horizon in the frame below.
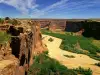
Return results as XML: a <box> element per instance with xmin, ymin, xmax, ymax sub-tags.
<box><xmin>0</xmin><ymin>17</ymin><xmax>100</xmax><ymax>20</ymax></box>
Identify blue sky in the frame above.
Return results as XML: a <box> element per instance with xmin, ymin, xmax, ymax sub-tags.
<box><xmin>0</xmin><ymin>0</ymin><xmax>100</xmax><ymax>18</ymax></box>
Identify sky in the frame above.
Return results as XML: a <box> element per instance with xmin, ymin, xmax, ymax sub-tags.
<box><xmin>0</xmin><ymin>0</ymin><xmax>100</xmax><ymax>19</ymax></box>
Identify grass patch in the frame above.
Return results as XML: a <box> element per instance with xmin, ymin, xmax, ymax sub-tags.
<box><xmin>64</xmin><ymin>55</ymin><xmax>75</xmax><ymax>58</ymax></box>
<box><xmin>0</xmin><ymin>31</ymin><xmax>11</xmax><ymax>44</ymax></box>
<box><xmin>28</xmin><ymin>53</ymin><xmax>92</xmax><ymax>75</ymax></box>
<box><xmin>73</xmin><ymin>67</ymin><xmax>92</xmax><ymax>75</ymax></box>
<box><xmin>41</xmin><ymin>29</ymin><xmax>100</xmax><ymax>60</ymax></box>
<box><xmin>92</xmin><ymin>40</ymin><xmax>100</xmax><ymax>49</ymax></box>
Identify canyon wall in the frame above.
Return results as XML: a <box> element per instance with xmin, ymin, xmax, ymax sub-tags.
<box><xmin>0</xmin><ymin>42</ymin><xmax>19</xmax><ymax>75</ymax></box>
<box><xmin>0</xmin><ymin>19</ymin><xmax>46</xmax><ymax>75</ymax></box>
<box><xmin>65</xmin><ymin>20</ymin><xmax>100</xmax><ymax>39</ymax></box>
<box><xmin>18</xmin><ymin>19</ymin><xmax>100</xmax><ymax>39</ymax></box>
<box><xmin>33</xmin><ymin>19</ymin><xmax>66</xmax><ymax>31</ymax></box>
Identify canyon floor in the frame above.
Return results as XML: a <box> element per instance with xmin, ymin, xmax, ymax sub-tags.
<box><xmin>42</xmin><ymin>34</ymin><xmax>100</xmax><ymax>75</ymax></box>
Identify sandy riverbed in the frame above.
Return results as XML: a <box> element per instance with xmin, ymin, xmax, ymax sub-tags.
<box><xmin>42</xmin><ymin>34</ymin><xmax>100</xmax><ymax>75</ymax></box>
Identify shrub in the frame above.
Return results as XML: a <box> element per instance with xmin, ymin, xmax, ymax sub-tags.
<box><xmin>28</xmin><ymin>53</ymin><xmax>77</xmax><ymax>75</ymax></box>
<box><xmin>95</xmin><ymin>62</ymin><xmax>100</xmax><ymax>67</ymax></box>
<box><xmin>28</xmin><ymin>53</ymin><xmax>92</xmax><ymax>75</ymax></box>
<box><xmin>44</xmin><ymin>44</ymin><xmax>47</xmax><ymax>47</ymax></box>
<box><xmin>0</xmin><ymin>18</ymin><xmax>4</xmax><ymax>24</ymax></box>
<box><xmin>43</xmin><ymin>51</ymin><xmax>49</xmax><ymax>55</ymax></box>
<box><xmin>88</xmin><ymin>54</ymin><xmax>100</xmax><ymax>60</ymax></box>
<box><xmin>73</xmin><ymin>67</ymin><xmax>92</xmax><ymax>75</ymax></box>
<box><xmin>48</xmin><ymin>38</ymin><xmax>54</xmax><ymax>42</ymax></box>
<box><xmin>0</xmin><ymin>32</ymin><xmax>11</xmax><ymax>44</ymax></box>
<box><xmin>64</xmin><ymin>55</ymin><xmax>75</xmax><ymax>58</ymax></box>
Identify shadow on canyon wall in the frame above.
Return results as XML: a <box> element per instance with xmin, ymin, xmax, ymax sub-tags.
<box><xmin>65</xmin><ymin>20</ymin><xmax>100</xmax><ymax>40</ymax></box>
<box><xmin>7</xmin><ymin>26</ymin><xmax>21</xmax><ymax>58</ymax></box>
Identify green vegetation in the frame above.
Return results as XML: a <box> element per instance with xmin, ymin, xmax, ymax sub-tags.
<box><xmin>41</xmin><ymin>29</ymin><xmax>100</xmax><ymax>60</ymax></box>
<box><xmin>43</xmin><ymin>51</ymin><xmax>49</xmax><ymax>55</ymax></box>
<box><xmin>95</xmin><ymin>62</ymin><xmax>100</xmax><ymax>67</ymax></box>
<box><xmin>73</xmin><ymin>67</ymin><xmax>92</xmax><ymax>75</ymax></box>
<box><xmin>0</xmin><ymin>32</ymin><xmax>11</xmax><ymax>44</ymax></box>
<box><xmin>0</xmin><ymin>18</ymin><xmax>4</xmax><ymax>24</ymax></box>
<box><xmin>92</xmin><ymin>40</ymin><xmax>100</xmax><ymax>49</ymax></box>
<box><xmin>28</xmin><ymin>52</ymin><xmax>92</xmax><ymax>75</ymax></box>
<box><xmin>48</xmin><ymin>37</ymin><xmax>54</xmax><ymax>42</ymax></box>
<box><xmin>64</xmin><ymin>55</ymin><xmax>75</xmax><ymax>58</ymax></box>
<box><xmin>0</xmin><ymin>17</ymin><xmax>19</xmax><ymax>25</ymax></box>
<box><xmin>44</xmin><ymin>44</ymin><xmax>47</xmax><ymax>47</ymax></box>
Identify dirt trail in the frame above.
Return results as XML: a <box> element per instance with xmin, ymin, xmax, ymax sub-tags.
<box><xmin>42</xmin><ymin>35</ymin><xmax>100</xmax><ymax>75</ymax></box>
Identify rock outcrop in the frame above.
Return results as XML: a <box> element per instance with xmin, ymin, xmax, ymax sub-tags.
<box><xmin>0</xmin><ymin>18</ymin><xmax>46</xmax><ymax>75</ymax></box>
<box><xmin>0</xmin><ymin>42</ymin><xmax>19</xmax><ymax>75</ymax></box>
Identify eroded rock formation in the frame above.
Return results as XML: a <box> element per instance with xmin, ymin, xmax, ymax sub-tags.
<box><xmin>0</xmin><ymin>42</ymin><xmax>19</xmax><ymax>75</ymax></box>
<box><xmin>0</xmin><ymin>18</ymin><xmax>46</xmax><ymax>75</ymax></box>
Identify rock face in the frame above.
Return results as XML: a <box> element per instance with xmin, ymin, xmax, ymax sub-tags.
<box><xmin>32</xmin><ymin>21</ymin><xmax>45</xmax><ymax>53</ymax></box>
<box><xmin>28</xmin><ymin>21</ymin><xmax>46</xmax><ymax>55</ymax></box>
<box><xmin>65</xmin><ymin>21</ymin><xmax>83</xmax><ymax>32</ymax></box>
<box><xmin>32</xmin><ymin>19</ymin><xmax>66</xmax><ymax>31</ymax></box>
<box><xmin>65</xmin><ymin>20</ymin><xmax>100</xmax><ymax>39</ymax></box>
<box><xmin>49</xmin><ymin>22</ymin><xmax>57</xmax><ymax>32</ymax></box>
<box><xmin>0</xmin><ymin>19</ymin><xmax>46</xmax><ymax>75</ymax></box>
<box><xmin>0</xmin><ymin>42</ymin><xmax>19</xmax><ymax>75</ymax></box>
<box><xmin>0</xmin><ymin>60</ymin><xmax>19</xmax><ymax>75</ymax></box>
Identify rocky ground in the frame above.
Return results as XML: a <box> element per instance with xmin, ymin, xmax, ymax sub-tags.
<box><xmin>42</xmin><ymin>34</ymin><xmax>100</xmax><ymax>75</ymax></box>
<box><xmin>0</xmin><ymin>58</ymin><xmax>19</xmax><ymax>75</ymax></box>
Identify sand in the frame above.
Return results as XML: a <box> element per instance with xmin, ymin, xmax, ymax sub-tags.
<box><xmin>42</xmin><ymin>34</ymin><xmax>100</xmax><ymax>75</ymax></box>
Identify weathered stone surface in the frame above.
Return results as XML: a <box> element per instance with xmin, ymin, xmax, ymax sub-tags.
<box><xmin>0</xmin><ymin>42</ymin><xmax>19</xmax><ymax>75</ymax></box>
<box><xmin>0</xmin><ymin>43</ymin><xmax>12</xmax><ymax>61</ymax></box>
<box><xmin>32</xmin><ymin>19</ymin><xmax>66</xmax><ymax>31</ymax></box>
<box><xmin>31</xmin><ymin>21</ymin><xmax>46</xmax><ymax>54</ymax></box>
<box><xmin>0</xmin><ymin>18</ymin><xmax>46</xmax><ymax>75</ymax></box>
<box><xmin>0</xmin><ymin>60</ymin><xmax>19</xmax><ymax>75</ymax></box>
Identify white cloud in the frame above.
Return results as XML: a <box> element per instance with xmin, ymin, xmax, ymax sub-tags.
<box><xmin>38</xmin><ymin>0</ymin><xmax>100</xmax><ymax>17</ymax></box>
<box><xmin>0</xmin><ymin>0</ymin><xmax>38</xmax><ymax>15</ymax></box>
<box><xmin>0</xmin><ymin>0</ymin><xmax>100</xmax><ymax>18</ymax></box>
<box><xmin>30</xmin><ymin>0</ymin><xmax>100</xmax><ymax>18</ymax></box>
<box><xmin>30</xmin><ymin>0</ymin><xmax>69</xmax><ymax>18</ymax></box>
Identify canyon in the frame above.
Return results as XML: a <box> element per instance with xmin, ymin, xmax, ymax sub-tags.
<box><xmin>0</xmin><ymin>18</ymin><xmax>100</xmax><ymax>75</ymax></box>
